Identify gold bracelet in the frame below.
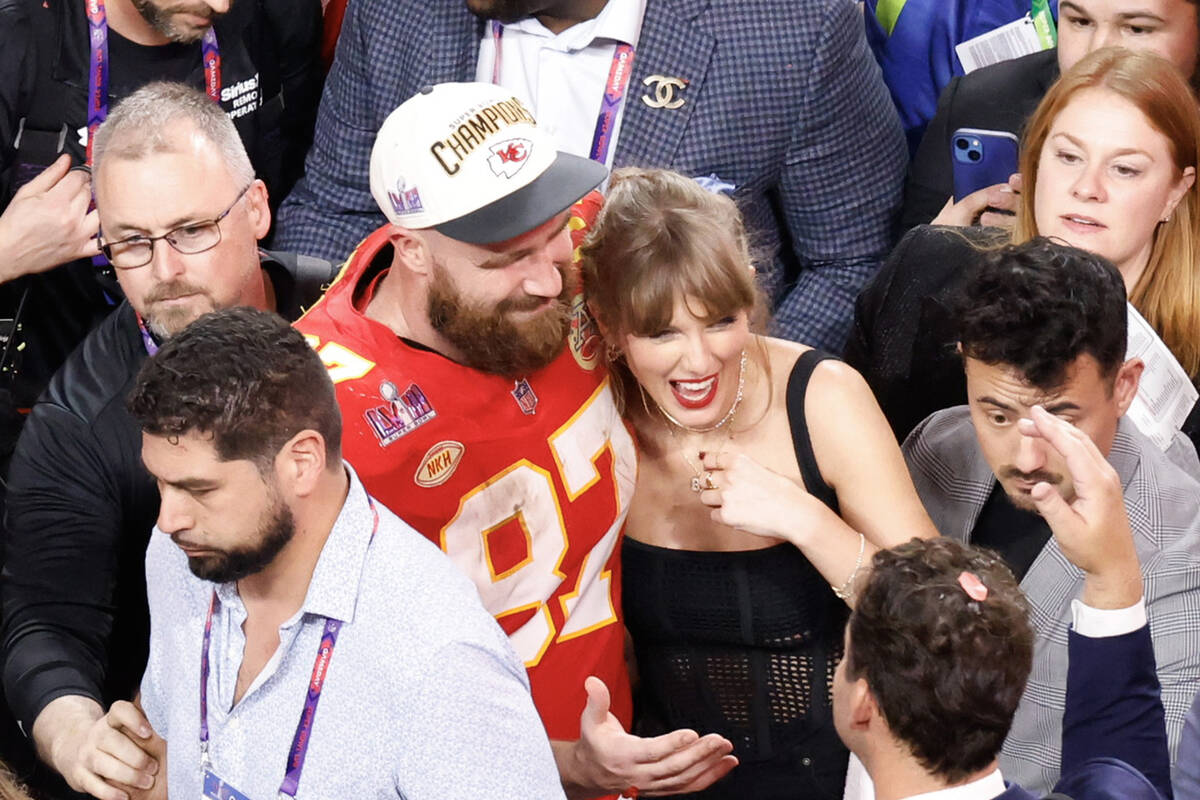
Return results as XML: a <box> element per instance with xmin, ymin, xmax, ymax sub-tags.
<box><xmin>834</xmin><ymin>533</ymin><xmax>866</xmax><ymax>601</ymax></box>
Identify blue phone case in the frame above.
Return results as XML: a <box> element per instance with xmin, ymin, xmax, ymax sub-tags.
<box><xmin>951</xmin><ymin>128</ymin><xmax>1020</xmax><ymax>201</ymax></box>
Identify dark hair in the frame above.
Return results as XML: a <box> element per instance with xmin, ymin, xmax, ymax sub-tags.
<box><xmin>846</xmin><ymin>537</ymin><xmax>1033</xmax><ymax>783</ymax></box>
<box><xmin>128</xmin><ymin>307</ymin><xmax>342</xmax><ymax>469</ymax></box>
<box><xmin>956</xmin><ymin>237</ymin><xmax>1128</xmax><ymax>390</ymax></box>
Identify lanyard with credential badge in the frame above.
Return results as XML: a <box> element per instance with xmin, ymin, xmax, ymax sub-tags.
<box><xmin>198</xmin><ymin>498</ymin><xmax>380</xmax><ymax>799</ymax></box>
<box><xmin>489</xmin><ymin>21</ymin><xmax>635</xmax><ymax>164</ymax></box>
<box><xmin>85</xmin><ymin>0</ymin><xmax>223</xmax><ymax>165</ymax></box>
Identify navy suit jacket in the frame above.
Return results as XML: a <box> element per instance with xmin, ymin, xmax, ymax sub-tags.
<box><xmin>274</xmin><ymin>0</ymin><xmax>908</xmax><ymax>351</ymax></box>
<box><xmin>985</xmin><ymin>625</ymin><xmax>1170</xmax><ymax>800</ymax></box>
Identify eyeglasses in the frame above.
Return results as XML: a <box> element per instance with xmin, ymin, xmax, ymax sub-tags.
<box><xmin>99</xmin><ymin>184</ymin><xmax>252</xmax><ymax>269</ymax></box>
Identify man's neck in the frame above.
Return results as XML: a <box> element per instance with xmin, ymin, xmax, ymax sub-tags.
<box><xmin>104</xmin><ymin>0</ymin><xmax>172</xmax><ymax>46</ymax></box>
<box><xmin>363</xmin><ymin>267</ymin><xmax>463</xmax><ymax>362</ymax></box>
<box><xmin>236</xmin><ymin>468</ymin><xmax>350</xmax><ymax>615</ymax></box>
<box><xmin>534</xmin><ymin>0</ymin><xmax>610</xmax><ymax>34</ymax></box>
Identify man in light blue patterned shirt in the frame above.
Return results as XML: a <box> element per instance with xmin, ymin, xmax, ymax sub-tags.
<box><xmin>101</xmin><ymin>307</ymin><xmax>563</xmax><ymax>799</ymax></box>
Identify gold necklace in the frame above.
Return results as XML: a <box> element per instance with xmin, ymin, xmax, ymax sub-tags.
<box><xmin>638</xmin><ymin>350</ymin><xmax>746</xmax><ymax>492</ymax></box>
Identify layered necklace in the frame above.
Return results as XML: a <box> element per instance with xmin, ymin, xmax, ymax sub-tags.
<box><xmin>641</xmin><ymin>350</ymin><xmax>748</xmax><ymax>492</ymax></box>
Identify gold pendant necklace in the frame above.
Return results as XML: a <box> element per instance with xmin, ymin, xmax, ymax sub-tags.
<box><xmin>639</xmin><ymin>350</ymin><xmax>746</xmax><ymax>492</ymax></box>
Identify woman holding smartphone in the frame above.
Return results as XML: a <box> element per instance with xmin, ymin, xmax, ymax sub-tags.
<box><xmin>849</xmin><ymin>46</ymin><xmax>1200</xmax><ymax>447</ymax></box>
<box><xmin>580</xmin><ymin>168</ymin><xmax>938</xmax><ymax>799</ymax></box>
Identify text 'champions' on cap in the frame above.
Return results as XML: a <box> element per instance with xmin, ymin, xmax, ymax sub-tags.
<box><xmin>368</xmin><ymin>82</ymin><xmax>608</xmax><ymax>245</ymax></box>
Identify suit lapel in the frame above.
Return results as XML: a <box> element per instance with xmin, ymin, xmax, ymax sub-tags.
<box><xmin>615</xmin><ymin>0</ymin><xmax>715</xmax><ymax>166</ymax></box>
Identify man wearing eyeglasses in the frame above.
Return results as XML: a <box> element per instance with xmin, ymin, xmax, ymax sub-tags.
<box><xmin>1</xmin><ymin>81</ymin><xmax>335</xmax><ymax>800</ymax></box>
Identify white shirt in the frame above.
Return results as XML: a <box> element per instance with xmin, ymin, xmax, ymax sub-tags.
<box><xmin>140</xmin><ymin>468</ymin><xmax>564</xmax><ymax>799</ymax></box>
<box><xmin>475</xmin><ymin>0</ymin><xmax>646</xmax><ymax>167</ymax></box>
<box><xmin>902</xmin><ymin>769</ymin><xmax>1006</xmax><ymax>800</ymax></box>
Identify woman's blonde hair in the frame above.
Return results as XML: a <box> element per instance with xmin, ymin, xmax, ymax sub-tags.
<box><xmin>1013</xmin><ymin>46</ymin><xmax>1200</xmax><ymax>378</ymax></box>
<box><xmin>580</xmin><ymin>167</ymin><xmax>767</xmax><ymax>416</ymax></box>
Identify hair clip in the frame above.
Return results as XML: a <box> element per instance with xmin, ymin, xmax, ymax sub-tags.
<box><xmin>958</xmin><ymin>571</ymin><xmax>988</xmax><ymax>602</ymax></box>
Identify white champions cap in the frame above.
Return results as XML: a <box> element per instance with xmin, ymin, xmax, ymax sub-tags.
<box><xmin>369</xmin><ymin>82</ymin><xmax>608</xmax><ymax>245</ymax></box>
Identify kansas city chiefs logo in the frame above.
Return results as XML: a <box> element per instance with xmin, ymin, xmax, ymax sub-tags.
<box><xmin>487</xmin><ymin>138</ymin><xmax>533</xmax><ymax>178</ymax></box>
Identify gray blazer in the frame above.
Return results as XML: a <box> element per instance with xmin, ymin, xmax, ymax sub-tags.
<box><xmin>903</xmin><ymin>406</ymin><xmax>1200</xmax><ymax>795</ymax></box>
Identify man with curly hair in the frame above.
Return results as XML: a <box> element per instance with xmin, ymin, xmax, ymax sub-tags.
<box><xmin>840</xmin><ymin>400</ymin><xmax>1170</xmax><ymax>798</ymax></box>
<box><xmin>901</xmin><ymin>237</ymin><xmax>1200</xmax><ymax>795</ymax></box>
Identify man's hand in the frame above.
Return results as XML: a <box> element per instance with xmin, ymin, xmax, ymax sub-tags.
<box><xmin>1020</xmin><ymin>405</ymin><xmax>1142</xmax><ymax>608</ymax></box>
<box><xmin>931</xmin><ymin>173</ymin><xmax>1022</xmax><ymax>230</ymax></box>
<box><xmin>555</xmin><ymin>676</ymin><xmax>737</xmax><ymax>798</ymax></box>
<box><xmin>0</xmin><ymin>155</ymin><xmax>101</xmax><ymax>282</ymax></box>
<box><xmin>35</xmin><ymin>696</ymin><xmax>162</xmax><ymax>800</ymax></box>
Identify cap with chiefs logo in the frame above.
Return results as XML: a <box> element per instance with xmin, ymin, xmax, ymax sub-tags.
<box><xmin>369</xmin><ymin>82</ymin><xmax>608</xmax><ymax>245</ymax></box>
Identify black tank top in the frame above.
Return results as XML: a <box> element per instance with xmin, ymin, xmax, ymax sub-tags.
<box><xmin>622</xmin><ymin>349</ymin><xmax>850</xmax><ymax>799</ymax></box>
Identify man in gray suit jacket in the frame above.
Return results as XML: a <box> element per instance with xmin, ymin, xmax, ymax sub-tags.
<box><xmin>901</xmin><ymin>238</ymin><xmax>1200</xmax><ymax>797</ymax></box>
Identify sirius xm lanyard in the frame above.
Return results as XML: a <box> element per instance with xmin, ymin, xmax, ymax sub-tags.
<box><xmin>489</xmin><ymin>21</ymin><xmax>635</xmax><ymax>164</ymax></box>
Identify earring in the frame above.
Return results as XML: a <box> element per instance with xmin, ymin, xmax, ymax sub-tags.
<box><xmin>605</xmin><ymin>342</ymin><xmax>623</xmax><ymax>362</ymax></box>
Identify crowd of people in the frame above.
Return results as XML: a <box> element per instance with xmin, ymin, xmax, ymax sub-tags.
<box><xmin>0</xmin><ymin>0</ymin><xmax>1199</xmax><ymax>799</ymax></box>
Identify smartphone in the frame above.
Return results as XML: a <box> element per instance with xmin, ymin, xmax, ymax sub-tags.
<box><xmin>951</xmin><ymin>128</ymin><xmax>1020</xmax><ymax>201</ymax></box>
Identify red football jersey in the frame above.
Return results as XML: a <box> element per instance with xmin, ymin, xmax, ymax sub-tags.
<box><xmin>296</xmin><ymin>198</ymin><xmax>635</xmax><ymax>739</ymax></box>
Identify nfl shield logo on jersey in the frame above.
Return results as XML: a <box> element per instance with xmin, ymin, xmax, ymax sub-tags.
<box><xmin>511</xmin><ymin>379</ymin><xmax>538</xmax><ymax>415</ymax></box>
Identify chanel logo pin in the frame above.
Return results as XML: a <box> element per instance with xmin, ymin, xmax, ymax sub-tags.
<box><xmin>642</xmin><ymin>75</ymin><xmax>688</xmax><ymax>109</ymax></box>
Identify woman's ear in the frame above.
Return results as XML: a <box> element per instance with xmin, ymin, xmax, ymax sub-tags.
<box><xmin>1164</xmin><ymin>166</ymin><xmax>1196</xmax><ymax>221</ymax></box>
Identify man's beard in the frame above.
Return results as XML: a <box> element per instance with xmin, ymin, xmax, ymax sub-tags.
<box><xmin>130</xmin><ymin>0</ymin><xmax>222</xmax><ymax>42</ymax></box>
<box><xmin>143</xmin><ymin>279</ymin><xmax>216</xmax><ymax>340</ymax></box>
<box><xmin>464</xmin><ymin>0</ymin><xmax>544</xmax><ymax>24</ymax></box>
<box><xmin>183</xmin><ymin>498</ymin><xmax>295</xmax><ymax>584</ymax></box>
<box><xmin>427</xmin><ymin>261</ymin><xmax>573</xmax><ymax>377</ymax></box>
<box><xmin>998</xmin><ymin>465</ymin><xmax>1069</xmax><ymax>512</ymax></box>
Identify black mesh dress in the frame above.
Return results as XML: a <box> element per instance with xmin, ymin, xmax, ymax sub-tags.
<box><xmin>622</xmin><ymin>350</ymin><xmax>850</xmax><ymax>799</ymax></box>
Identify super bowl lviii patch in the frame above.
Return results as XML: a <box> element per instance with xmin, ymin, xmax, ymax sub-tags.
<box><xmin>364</xmin><ymin>380</ymin><xmax>436</xmax><ymax>447</ymax></box>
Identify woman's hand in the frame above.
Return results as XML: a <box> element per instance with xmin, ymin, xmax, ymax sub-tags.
<box><xmin>932</xmin><ymin>173</ymin><xmax>1022</xmax><ymax>229</ymax></box>
<box><xmin>697</xmin><ymin>451</ymin><xmax>835</xmax><ymax>545</ymax></box>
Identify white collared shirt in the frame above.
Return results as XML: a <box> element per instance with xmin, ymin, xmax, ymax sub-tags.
<box><xmin>475</xmin><ymin>0</ymin><xmax>646</xmax><ymax>167</ymax></box>
<box><xmin>901</xmin><ymin>769</ymin><xmax>1006</xmax><ymax>800</ymax></box>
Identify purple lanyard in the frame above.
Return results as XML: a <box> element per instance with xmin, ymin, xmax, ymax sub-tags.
<box><xmin>490</xmin><ymin>21</ymin><xmax>635</xmax><ymax>164</ymax></box>
<box><xmin>199</xmin><ymin>498</ymin><xmax>380</xmax><ymax>797</ymax></box>
<box><xmin>86</xmin><ymin>0</ymin><xmax>222</xmax><ymax>165</ymax></box>
<box><xmin>135</xmin><ymin>313</ymin><xmax>158</xmax><ymax>356</ymax></box>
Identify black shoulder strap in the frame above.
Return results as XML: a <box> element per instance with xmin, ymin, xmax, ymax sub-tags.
<box><xmin>292</xmin><ymin>252</ymin><xmax>339</xmax><ymax>304</ymax></box>
<box><xmin>12</xmin><ymin>0</ymin><xmax>74</xmax><ymax>181</ymax></box>
<box><xmin>259</xmin><ymin>248</ymin><xmax>337</xmax><ymax>319</ymax></box>
<box><xmin>785</xmin><ymin>348</ymin><xmax>839</xmax><ymax>512</ymax></box>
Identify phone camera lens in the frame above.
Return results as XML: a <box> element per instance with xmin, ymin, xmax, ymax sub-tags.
<box><xmin>968</xmin><ymin>150</ymin><xmax>981</xmax><ymax>162</ymax></box>
<box><xmin>955</xmin><ymin>138</ymin><xmax>968</xmax><ymax>150</ymax></box>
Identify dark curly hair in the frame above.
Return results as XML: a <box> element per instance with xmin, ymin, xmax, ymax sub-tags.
<box><xmin>956</xmin><ymin>237</ymin><xmax>1127</xmax><ymax>390</ymax></box>
<box><xmin>128</xmin><ymin>307</ymin><xmax>342</xmax><ymax>470</ymax></box>
<box><xmin>846</xmin><ymin>538</ymin><xmax>1033</xmax><ymax>783</ymax></box>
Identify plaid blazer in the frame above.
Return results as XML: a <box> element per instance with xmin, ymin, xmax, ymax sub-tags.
<box><xmin>903</xmin><ymin>406</ymin><xmax>1200</xmax><ymax>795</ymax></box>
<box><xmin>273</xmin><ymin>0</ymin><xmax>907</xmax><ymax>352</ymax></box>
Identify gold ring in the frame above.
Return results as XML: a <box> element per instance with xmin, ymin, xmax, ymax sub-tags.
<box><xmin>704</xmin><ymin>472</ymin><xmax>717</xmax><ymax>491</ymax></box>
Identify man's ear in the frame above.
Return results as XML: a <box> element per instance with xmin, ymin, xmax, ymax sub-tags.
<box><xmin>849</xmin><ymin>678</ymin><xmax>879</xmax><ymax>731</ymax></box>
<box><xmin>275</xmin><ymin>429</ymin><xmax>329</xmax><ymax>497</ymax></box>
<box><xmin>387</xmin><ymin>226</ymin><xmax>433</xmax><ymax>277</ymax></box>
<box><xmin>246</xmin><ymin>179</ymin><xmax>271</xmax><ymax>241</ymax></box>
<box><xmin>1112</xmin><ymin>357</ymin><xmax>1144</xmax><ymax>416</ymax></box>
